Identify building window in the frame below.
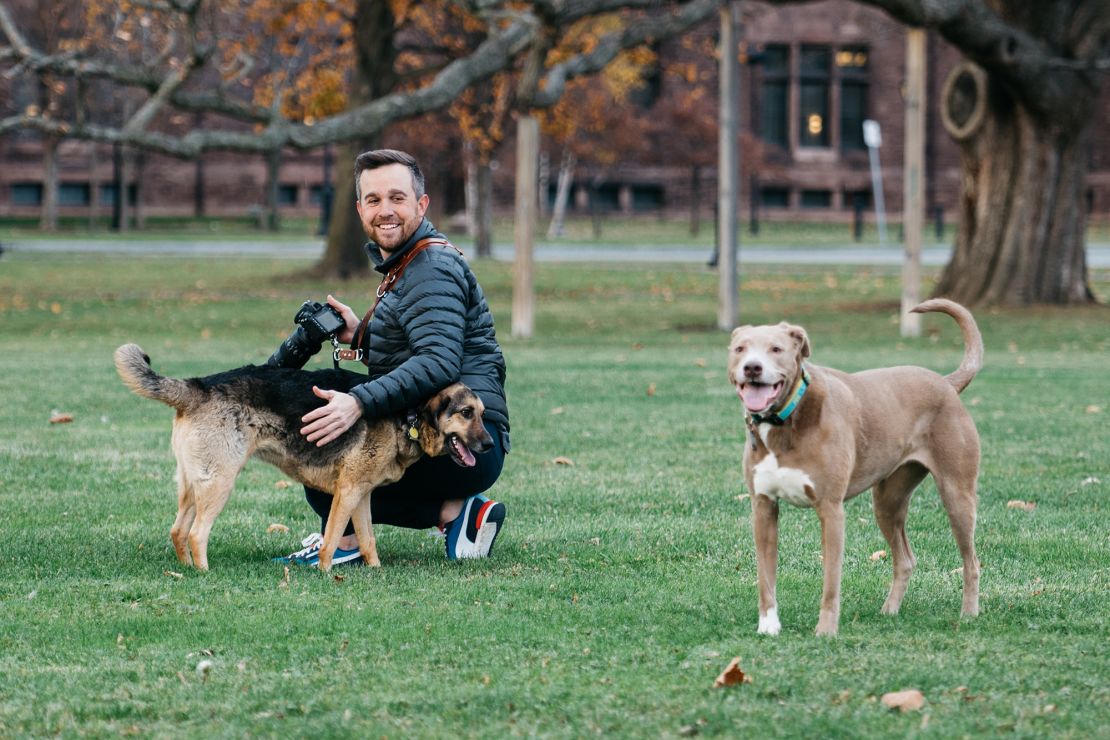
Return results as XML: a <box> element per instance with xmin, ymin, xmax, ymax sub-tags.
<box><xmin>278</xmin><ymin>184</ymin><xmax>299</xmax><ymax>207</ymax></box>
<box><xmin>760</xmin><ymin>45</ymin><xmax>790</xmax><ymax>149</ymax></box>
<box><xmin>631</xmin><ymin>184</ymin><xmax>664</xmax><ymax>211</ymax></box>
<box><xmin>838</xmin><ymin>46</ymin><xmax>869</xmax><ymax>151</ymax></box>
<box><xmin>761</xmin><ymin>186</ymin><xmax>790</xmax><ymax>208</ymax></box>
<box><xmin>11</xmin><ymin>182</ymin><xmax>43</xmax><ymax>206</ymax></box>
<box><xmin>800</xmin><ymin>189</ymin><xmax>831</xmax><ymax>208</ymax></box>
<box><xmin>59</xmin><ymin>183</ymin><xmax>91</xmax><ymax>207</ymax></box>
<box><xmin>99</xmin><ymin>183</ymin><xmax>137</xmax><ymax>206</ymax></box>
<box><xmin>844</xmin><ymin>189</ymin><xmax>871</xmax><ymax>210</ymax></box>
<box><xmin>799</xmin><ymin>45</ymin><xmax>831</xmax><ymax>148</ymax></box>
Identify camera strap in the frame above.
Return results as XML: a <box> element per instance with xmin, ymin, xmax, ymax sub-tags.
<box><xmin>334</xmin><ymin>237</ymin><xmax>461</xmax><ymax>364</ymax></box>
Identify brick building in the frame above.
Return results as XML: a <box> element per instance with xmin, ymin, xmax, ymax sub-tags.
<box><xmin>2</xmin><ymin>1</ymin><xmax>1108</xmax><ymax>226</ymax></box>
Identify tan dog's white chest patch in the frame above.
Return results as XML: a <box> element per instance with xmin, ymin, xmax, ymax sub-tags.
<box><xmin>752</xmin><ymin>448</ymin><xmax>815</xmax><ymax>508</ymax></box>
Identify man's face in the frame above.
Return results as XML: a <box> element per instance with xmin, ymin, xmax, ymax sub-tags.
<box><xmin>355</xmin><ymin>163</ymin><xmax>429</xmax><ymax>254</ymax></box>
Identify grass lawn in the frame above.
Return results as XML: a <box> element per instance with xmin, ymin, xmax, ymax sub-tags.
<box><xmin>1</xmin><ymin>251</ymin><xmax>1107</xmax><ymax>737</ymax></box>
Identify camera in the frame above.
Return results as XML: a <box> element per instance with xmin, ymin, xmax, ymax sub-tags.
<box><xmin>294</xmin><ymin>300</ymin><xmax>346</xmax><ymax>345</ymax></box>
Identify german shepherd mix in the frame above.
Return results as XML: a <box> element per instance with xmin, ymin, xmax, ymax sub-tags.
<box><xmin>114</xmin><ymin>343</ymin><xmax>493</xmax><ymax>572</ymax></box>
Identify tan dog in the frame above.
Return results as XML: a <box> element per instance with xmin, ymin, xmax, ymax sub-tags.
<box><xmin>114</xmin><ymin>343</ymin><xmax>492</xmax><ymax>572</ymax></box>
<box><xmin>727</xmin><ymin>299</ymin><xmax>982</xmax><ymax>636</ymax></box>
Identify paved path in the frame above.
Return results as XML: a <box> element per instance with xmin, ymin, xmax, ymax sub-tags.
<box><xmin>6</xmin><ymin>238</ymin><xmax>1110</xmax><ymax>268</ymax></box>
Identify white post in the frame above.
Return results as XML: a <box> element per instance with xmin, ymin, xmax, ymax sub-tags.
<box><xmin>901</xmin><ymin>29</ymin><xmax>926</xmax><ymax>338</ymax></box>
<box><xmin>717</xmin><ymin>1</ymin><xmax>741</xmax><ymax>331</ymax></box>
<box><xmin>512</xmin><ymin>115</ymin><xmax>539</xmax><ymax>339</ymax></box>
<box><xmin>863</xmin><ymin>119</ymin><xmax>887</xmax><ymax>247</ymax></box>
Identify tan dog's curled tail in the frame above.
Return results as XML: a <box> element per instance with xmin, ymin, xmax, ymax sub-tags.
<box><xmin>910</xmin><ymin>299</ymin><xmax>983</xmax><ymax>393</ymax></box>
<box><xmin>114</xmin><ymin>343</ymin><xmax>199</xmax><ymax>411</ymax></box>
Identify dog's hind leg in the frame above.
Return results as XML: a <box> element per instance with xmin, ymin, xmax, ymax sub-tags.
<box><xmin>936</xmin><ymin>475</ymin><xmax>980</xmax><ymax>617</ymax></box>
<box><xmin>872</xmin><ymin>462</ymin><xmax>928</xmax><ymax>615</ymax></box>
<box><xmin>170</xmin><ymin>465</ymin><xmax>197</xmax><ymax>566</ymax></box>
<box><xmin>350</xmin><ymin>493</ymin><xmax>381</xmax><ymax>567</ymax></box>
<box><xmin>184</xmin><ymin>473</ymin><xmax>236</xmax><ymax>572</ymax></box>
<box><xmin>318</xmin><ymin>487</ymin><xmax>360</xmax><ymax>572</ymax></box>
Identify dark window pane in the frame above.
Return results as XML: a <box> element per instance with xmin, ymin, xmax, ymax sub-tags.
<box><xmin>762</xmin><ymin>81</ymin><xmax>789</xmax><ymax>148</ymax></box>
<box><xmin>800</xmin><ymin>45</ymin><xmax>830</xmax><ymax>77</ymax></box>
<box><xmin>277</xmin><ymin>184</ymin><xmax>298</xmax><ymax>207</ymax></box>
<box><xmin>799</xmin><ymin>81</ymin><xmax>830</xmax><ymax>147</ymax></box>
<box><xmin>761</xmin><ymin>187</ymin><xmax>790</xmax><ymax>208</ymax></box>
<box><xmin>762</xmin><ymin>44</ymin><xmax>789</xmax><ymax>75</ymax></box>
<box><xmin>59</xmin><ymin>183</ymin><xmax>91</xmax><ymax>206</ymax></box>
<box><xmin>631</xmin><ymin>184</ymin><xmax>664</xmax><ymax>211</ymax></box>
<box><xmin>801</xmin><ymin>190</ymin><xmax>831</xmax><ymax>208</ymax></box>
<box><xmin>844</xmin><ymin>190</ymin><xmax>871</xmax><ymax>210</ymax></box>
<box><xmin>11</xmin><ymin>182</ymin><xmax>43</xmax><ymax>206</ymax></box>
<box><xmin>840</xmin><ymin>81</ymin><xmax>868</xmax><ymax>150</ymax></box>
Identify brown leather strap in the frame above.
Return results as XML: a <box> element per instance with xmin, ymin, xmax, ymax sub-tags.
<box><xmin>345</xmin><ymin>237</ymin><xmax>461</xmax><ymax>364</ymax></box>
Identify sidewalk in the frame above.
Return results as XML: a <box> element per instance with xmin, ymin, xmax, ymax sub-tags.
<box><xmin>6</xmin><ymin>238</ymin><xmax>1110</xmax><ymax>268</ymax></box>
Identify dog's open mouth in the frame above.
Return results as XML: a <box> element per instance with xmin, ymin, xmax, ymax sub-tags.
<box><xmin>447</xmin><ymin>434</ymin><xmax>478</xmax><ymax>467</ymax></box>
<box><xmin>738</xmin><ymin>381</ymin><xmax>784</xmax><ymax>413</ymax></box>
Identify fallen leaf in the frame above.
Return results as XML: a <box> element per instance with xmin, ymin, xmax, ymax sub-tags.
<box><xmin>274</xmin><ymin>480</ymin><xmax>293</xmax><ymax>489</ymax></box>
<box><xmin>870</xmin><ymin>550</ymin><xmax>887</xmax><ymax>561</ymax></box>
<box><xmin>49</xmin><ymin>414</ymin><xmax>74</xmax><ymax>424</ymax></box>
<box><xmin>550</xmin><ymin>406</ymin><xmax>565</xmax><ymax>415</ymax></box>
<box><xmin>333</xmin><ymin>573</ymin><xmax>346</xmax><ymax>583</ymax></box>
<box><xmin>163</xmin><ymin>570</ymin><xmax>184</xmax><ymax>579</ymax></box>
<box><xmin>693</xmin><ymin>358</ymin><xmax>707</xmax><ymax>367</ymax></box>
<box><xmin>713</xmin><ymin>657</ymin><xmax>751</xmax><ymax>688</ymax></box>
<box><xmin>1081</xmin><ymin>476</ymin><xmax>1100</xmax><ymax>486</ymax></box>
<box><xmin>278</xmin><ymin>566</ymin><xmax>290</xmax><ymax>589</ymax></box>
<box><xmin>647</xmin><ymin>383</ymin><xmax>657</xmax><ymax>396</ymax></box>
<box><xmin>553</xmin><ymin>456</ymin><xmax>575</xmax><ymax>466</ymax></box>
<box><xmin>1085</xmin><ymin>405</ymin><xmax>1102</xmax><ymax>414</ymax></box>
<box><xmin>196</xmin><ymin>659</ymin><xmax>213</xmax><ymax>682</ymax></box>
<box><xmin>632</xmin><ymin>342</ymin><xmax>645</xmax><ymax>351</ymax></box>
<box><xmin>1007</xmin><ymin>500</ymin><xmax>1036</xmax><ymax>512</ymax></box>
<box><xmin>266</xmin><ymin>523</ymin><xmax>290</xmax><ymax>534</ymax></box>
<box><xmin>882</xmin><ymin>689</ymin><xmax>925</xmax><ymax>712</ymax></box>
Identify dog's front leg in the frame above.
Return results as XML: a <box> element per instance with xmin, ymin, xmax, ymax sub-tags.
<box><xmin>751</xmin><ymin>493</ymin><xmax>781</xmax><ymax>635</ymax></box>
<box><xmin>350</xmin><ymin>493</ymin><xmax>381</xmax><ymax>567</ymax></box>
<box><xmin>815</xmin><ymin>499</ymin><xmax>846</xmax><ymax>636</ymax></box>
<box><xmin>319</xmin><ymin>489</ymin><xmax>359</xmax><ymax>572</ymax></box>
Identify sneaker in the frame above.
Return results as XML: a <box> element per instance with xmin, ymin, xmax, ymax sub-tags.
<box><xmin>272</xmin><ymin>532</ymin><xmax>363</xmax><ymax>567</ymax></box>
<box><xmin>445</xmin><ymin>495</ymin><xmax>506</xmax><ymax>560</ymax></box>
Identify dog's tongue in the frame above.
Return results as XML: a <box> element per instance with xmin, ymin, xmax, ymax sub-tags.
<box><xmin>739</xmin><ymin>383</ymin><xmax>779</xmax><ymax>413</ymax></box>
<box><xmin>454</xmin><ymin>437</ymin><xmax>477</xmax><ymax>467</ymax></box>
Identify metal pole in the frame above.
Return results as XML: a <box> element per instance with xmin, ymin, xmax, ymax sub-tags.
<box><xmin>512</xmin><ymin>115</ymin><xmax>539</xmax><ymax>339</ymax></box>
<box><xmin>901</xmin><ymin>29</ymin><xmax>926</xmax><ymax>338</ymax></box>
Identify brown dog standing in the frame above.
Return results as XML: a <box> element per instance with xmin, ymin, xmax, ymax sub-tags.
<box><xmin>727</xmin><ymin>299</ymin><xmax>982</xmax><ymax>636</ymax></box>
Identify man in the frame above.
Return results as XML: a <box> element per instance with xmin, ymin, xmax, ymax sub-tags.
<box><xmin>267</xmin><ymin>149</ymin><xmax>509</xmax><ymax>563</ymax></box>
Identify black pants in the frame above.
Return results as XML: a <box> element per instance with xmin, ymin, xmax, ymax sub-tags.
<box><xmin>305</xmin><ymin>421</ymin><xmax>506</xmax><ymax>534</ymax></box>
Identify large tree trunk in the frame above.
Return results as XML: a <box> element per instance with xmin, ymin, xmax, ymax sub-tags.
<box><xmin>934</xmin><ymin>63</ymin><xmax>1094</xmax><ymax>305</ymax></box>
<box><xmin>40</xmin><ymin>135</ymin><xmax>58</xmax><ymax>232</ymax></box>
<box><xmin>313</xmin><ymin>0</ymin><xmax>395</xmax><ymax>279</ymax></box>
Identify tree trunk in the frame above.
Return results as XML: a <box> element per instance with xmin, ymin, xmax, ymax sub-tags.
<box><xmin>134</xmin><ymin>150</ymin><xmax>146</xmax><ymax>230</ymax></box>
<box><xmin>313</xmin><ymin>0</ymin><xmax>395</xmax><ymax>280</ymax></box>
<box><xmin>475</xmin><ymin>159</ymin><xmax>493</xmax><ymax>258</ymax></box>
<box><xmin>40</xmin><ymin>135</ymin><xmax>58</xmax><ymax>232</ymax></box>
<box><xmin>546</xmin><ymin>148</ymin><xmax>576</xmax><ymax>239</ymax></box>
<box><xmin>935</xmin><ymin>64</ymin><xmax>1094</xmax><ymax>305</ymax></box>
<box><xmin>264</xmin><ymin>148</ymin><xmax>282</xmax><ymax>232</ymax></box>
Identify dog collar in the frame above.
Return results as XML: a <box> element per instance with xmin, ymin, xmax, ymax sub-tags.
<box><xmin>404</xmin><ymin>411</ymin><xmax>421</xmax><ymax>442</ymax></box>
<box><xmin>749</xmin><ymin>367</ymin><xmax>811</xmax><ymax>427</ymax></box>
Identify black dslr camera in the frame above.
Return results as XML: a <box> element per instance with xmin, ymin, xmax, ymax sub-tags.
<box><xmin>294</xmin><ymin>300</ymin><xmax>346</xmax><ymax>345</ymax></box>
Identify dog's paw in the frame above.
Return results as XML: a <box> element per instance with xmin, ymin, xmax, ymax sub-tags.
<box><xmin>757</xmin><ymin>608</ymin><xmax>781</xmax><ymax>636</ymax></box>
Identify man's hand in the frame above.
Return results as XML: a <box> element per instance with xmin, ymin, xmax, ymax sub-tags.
<box><xmin>326</xmin><ymin>294</ymin><xmax>359</xmax><ymax>344</ymax></box>
<box><xmin>301</xmin><ymin>386</ymin><xmax>362</xmax><ymax>446</ymax></box>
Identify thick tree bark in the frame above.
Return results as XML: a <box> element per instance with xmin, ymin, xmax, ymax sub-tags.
<box><xmin>39</xmin><ymin>134</ymin><xmax>58</xmax><ymax>231</ymax></box>
<box><xmin>935</xmin><ymin>64</ymin><xmax>1095</xmax><ymax>305</ymax></box>
<box><xmin>313</xmin><ymin>0</ymin><xmax>394</xmax><ymax>280</ymax></box>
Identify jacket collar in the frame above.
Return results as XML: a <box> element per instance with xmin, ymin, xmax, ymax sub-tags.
<box><xmin>365</xmin><ymin>218</ymin><xmax>441</xmax><ymax>272</ymax></box>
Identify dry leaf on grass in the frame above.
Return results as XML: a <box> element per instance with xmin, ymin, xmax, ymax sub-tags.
<box><xmin>693</xmin><ymin>358</ymin><xmax>707</xmax><ymax>367</ymax></box>
<box><xmin>647</xmin><ymin>383</ymin><xmax>657</xmax><ymax>396</ymax></box>
<box><xmin>266</xmin><ymin>523</ymin><xmax>290</xmax><ymax>534</ymax></box>
<box><xmin>870</xmin><ymin>550</ymin><xmax>888</xmax><ymax>561</ymax></box>
<box><xmin>274</xmin><ymin>480</ymin><xmax>293</xmax><ymax>489</ymax></box>
<box><xmin>1085</xmin><ymin>405</ymin><xmax>1102</xmax><ymax>414</ymax></box>
<box><xmin>278</xmin><ymin>566</ymin><xmax>290</xmax><ymax>589</ymax></box>
<box><xmin>550</xmin><ymin>406</ymin><xmax>565</xmax><ymax>415</ymax></box>
<box><xmin>881</xmin><ymin>689</ymin><xmax>925</xmax><ymax>712</ymax></box>
<box><xmin>1007</xmin><ymin>500</ymin><xmax>1036</xmax><ymax>512</ymax></box>
<box><xmin>713</xmin><ymin>657</ymin><xmax>751</xmax><ymax>688</ymax></box>
<box><xmin>49</xmin><ymin>414</ymin><xmax>74</xmax><ymax>424</ymax></box>
<box><xmin>163</xmin><ymin>570</ymin><xmax>184</xmax><ymax>579</ymax></box>
<box><xmin>333</xmin><ymin>573</ymin><xmax>346</xmax><ymax>583</ymax></box>
<box><xmin>553</xmin><ymin>456</ymin><xmax>575</xmax><ymax>466</ymax></box>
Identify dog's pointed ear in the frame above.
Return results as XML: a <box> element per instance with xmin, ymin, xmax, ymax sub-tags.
<box><xmin>422</xmin><ymin>389</ymin><xmax>452</xmax><ymax>430</ymax></box>
<box><xmin>786</xmin><ymin>324</ymin><xmax>811</xmax><ymax>358</ymax></box>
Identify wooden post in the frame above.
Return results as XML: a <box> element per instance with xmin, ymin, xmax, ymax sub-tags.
<box><xmin>901</xmin><ymin>29</ymin><xmax>926</xmax><ymax>337</ymax></box>
<box><xmin>512</xmin><ymin>114</ymin><xmax>539</xmax><ymax>339</ymax></box>
<box><xmin>717</xmin><ymin>0</ymin><xmax>741</xmax><ymax>331</ymax></box>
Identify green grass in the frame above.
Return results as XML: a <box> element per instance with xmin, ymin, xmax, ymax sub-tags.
<box><xmin>1</xmin><ymin>251</ymin><xmax>1108</xmax><ymax>737</ymax></box>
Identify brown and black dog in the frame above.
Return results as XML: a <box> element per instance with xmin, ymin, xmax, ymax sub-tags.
<box><xmin>114</xmin><ymin>343</ymin><xmax>492</xmax><ymax>572</ymax></box>
<box><xmin>727</xmin><ymin>299</ymin><xmax>982</xmax><ymax>636</ymax></box>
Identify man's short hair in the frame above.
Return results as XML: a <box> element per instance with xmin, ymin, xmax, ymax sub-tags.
<box><xmin>354</xmin><ymin>149</ymin><xmax>425</xmax><ymax>201</ymax></box>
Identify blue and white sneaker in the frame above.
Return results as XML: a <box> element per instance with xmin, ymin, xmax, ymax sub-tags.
<box><xmin>444</xmin><ymin>495</ymin><xmax>506</xmax><ymax>560</ymax></box>
<box><xmin>272</xmin><ymin>532</ymin><xmax>363</xmax><ymax>566</ymax></box>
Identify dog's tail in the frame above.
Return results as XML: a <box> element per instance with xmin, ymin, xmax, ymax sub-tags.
<box><xmin>910</xmin><ymin>299</ymin><xmax>983</xmax><ymax>393</ymax></box>
<box><xmin>114</xmin><ymin>343</ymin><xmax>201</xmax><ymax>411</ymax></box>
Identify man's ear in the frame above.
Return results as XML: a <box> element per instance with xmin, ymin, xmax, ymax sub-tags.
<box><xmin>786</xmin><ymin>324</ymin><xmax>811</xmax><ymax>359</ymax></box>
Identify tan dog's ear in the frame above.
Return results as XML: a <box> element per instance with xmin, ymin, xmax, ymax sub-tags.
<box><xmin>422</xmin><ymin>388</ymin><xmax>452</xmax><ymax>430</ymax></box>
<box><xmin>786</xmin><ymin>324</ymin><xmax>811</xmax><ymax>358</ymax></box>
<box><xmin>729</xmin><ymin>326</ymin><xmax>752</xmax><ymax>344</ymax></box>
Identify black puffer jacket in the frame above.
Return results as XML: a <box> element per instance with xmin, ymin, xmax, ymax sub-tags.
<box><xmin>347</xmin><ymin>219</ymin><xmax>510</xmax><ymax>446</ymax></box>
